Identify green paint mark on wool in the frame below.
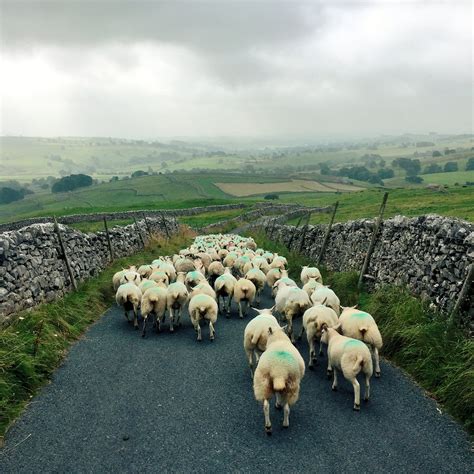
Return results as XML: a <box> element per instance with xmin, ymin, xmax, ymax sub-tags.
<box><xmin>192</xmin><ymin>294</ymin><xmax>209</xmax><ymax>303</ymax></box>
<box><xmin>272</xmin><ymin>350</ymin><xmax>295</xmax><ymax>362</ymax></box>
<box><xmin>350</xmin><ymin>311</ymin><xmax>370</xmax><ymax>318</ymax></box>
<box><xmin>343</xmin><ymin>339</ymin><xmax>366</xmax><ymax>350</ymax></box>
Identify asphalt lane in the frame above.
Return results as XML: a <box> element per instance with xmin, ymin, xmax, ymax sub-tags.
<box><xmin>1</xmin><ymin>286</ymin><xmax>472</xmax><ymax>473</ymax></box>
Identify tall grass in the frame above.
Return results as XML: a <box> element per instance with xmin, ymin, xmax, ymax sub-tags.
<box><xmin>0</xmin><ymin>227</ymin><xmax>194</xmax><ymax>440</ymax></box>
<box><xmin>246</xmin><ymin>229</ymin><xmax>473</xmax><ymax>433</ymax></box>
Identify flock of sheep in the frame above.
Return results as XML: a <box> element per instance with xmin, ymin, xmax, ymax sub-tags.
<box><xmin>113</xmin><ymin>233</ymin><xmax>383</xmax><ymax>435</ymax></box>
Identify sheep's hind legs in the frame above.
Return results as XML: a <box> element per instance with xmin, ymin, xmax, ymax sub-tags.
<box><xmin>352</xmin><ymin>378</ymin><xmax>361</xmax><ymax>411</ymax></box>
<box><xmin>263</xmin><ymin>399</ymin><xmax>272</xmax><ymax>435</ymax></box>
<box><xmin>282</xmin><ymin>403</ymin><xmax>290</xmax><ymax>428</ymax></box>
<box><xmin>373</xmin><ymin>347</ymin><xmax>381</xmax><ymax>377</ymax></box>
<box><xmin>209</xmin><ymin>321</ymin><xmax>215</xmax><ymax>341</ymax></box>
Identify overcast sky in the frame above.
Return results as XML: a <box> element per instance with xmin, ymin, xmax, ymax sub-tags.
<box><xmin>0</xmin><ymin>0</ymin><xmax>472</xmax><ymax>139</ymax></box>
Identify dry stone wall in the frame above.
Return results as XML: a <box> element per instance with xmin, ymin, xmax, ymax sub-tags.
<box><xmin>0</xmin><ymin>216</ymin><xmax>178</xmax><ymax>322</ymax></box>
<box><xmin>264</xmin><ymin>214</ymin><xmax>473</xmax><ymax>318</ymax></box>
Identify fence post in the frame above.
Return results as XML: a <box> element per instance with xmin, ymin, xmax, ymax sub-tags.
<box><xmin>317</xmin><ymin>201</ymin><xmax>339</xmax><ymax>265</ymax></box>
<box><xmin>161</xmin><ymin>213</ymin><xmax>170</xmax><ymax>239</ymax></box>
<box><xmin>287</xmin><ymin>212</ymin><xmax>306</xmax><ymax>250</ymax></box>
<box><xmin>143</xmin><ymin>212</ymin><xmax>152</xmax><ymax>236</ymax></box>
<box><xmin>298</xmin><ymin>211</ymin><xmax>312</xmax><ymax>254</ymax></box>
<box><xmin>358</xmin><ymin>192</ymin><xmax>389</xmax><ymax>289</ymax></box>
<box><xmin>53</xmin><ymin>216</ymin><xmax>78</xmax><ymax>291</ymax></box>
<box><xmin>449</xmin><ymin>263</ymin><xmax>473</xmax><ymax>325</ymax></box>
<box><xmin>103</xmin><ymin>216</ymin><xmax>114</xmax><ymax>260</ymax></box>
<box><xmin>133</xmin><ymin>216</ymin><xmax>145</xmax><ymax>247</ymax></box>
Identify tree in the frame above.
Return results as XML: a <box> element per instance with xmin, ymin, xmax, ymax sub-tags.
<box><xmin>131</xmin><ymin>170</ymin><xmax>148</xmax><ymax>178</ymax></box>
<box><xmin>392</xmin><ymin>158</ymin><xmax>421</xmax><ymax>176</ymax></box>
<box><xmin>320</xmin><ymin>163</ymin><xmax>331</xmax><ymax>175</ymax></box>
<box><xmin>405</xmin><ymin>175</ymin><xmax>423</xmax><ymax>184</ymax></box>
<box><xmin>466</xmin><ymin>158</ymin><xmax>474</xmax><ymax>171</ymax></box>
<box><xmin>51</xmin><ymin>174</ymin><xmax>93</xmax><ymax>193</ymax></box>
<box><xmin>0</xmin><ymin>187</ymin><xmax>25</xmax><ymax>204</ymax></box>
<box><xmin>443</xmin><ymin>162</ymin><xmax>458</xmax><ymax>172</ymax></box>
<box><xmin>377</xmin><ymin>168</ymin><xmax>394</xmax><ymax>179</ymax></box>
<box><xmin>264</xmin><ymin>194</ymin><xmax>279</xmax><ymax>200</ymax></box>
<box><xmin>432</xmin><ymin>150</ymin><xmax>442</xmax><ymax>157</ymax></box>
<box><xmin>423</xmin><ymin>163</ymin><xmax>442</xmax><ymax>174</ymax></box>
<box><xmin>109</xmin><ymin>176</ymin><xmax>119</xmax><ymax>182</ymax></box>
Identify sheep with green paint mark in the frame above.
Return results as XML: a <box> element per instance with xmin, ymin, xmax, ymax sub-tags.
<box><xmin>138</xmin><ymin>279</ymin><xmax>159</xmax><ymax>293</ymax></box>
<box><xmin>188</xmin><ymin>293</ymin><xmax>218</xmax><ymax>342</ymax></box>
<box><xmin>233</xmin><ymin>278</ymin><xmax>256</xmax><ymax>318</ymax></box>
<box><xmin>300</xmin><ymin>266</ymin><xmax>323</xmax><ymax>285</ymax></box>
<box><xmin>149</xmin><ymin>270</ymin><xmax>169</xmax><ymax>287</ymax></box>
<box><xmin>115</xmin><ymin>283</ymin><xmax>142</xmax><ymax>329</ymax></box>
<box><xmin>338</xmin><ymin>307</ymin><xmax>383</xmax><ymax>377</ymax></box>
<box><xmin>270</xmin><ymin>255</ymin><xmax>288</xmax><ymax>270</ymax></box>
<box><xmin>321</xmin><ymin>326</ymin><xmax>373</xmax><ymax>411</ymax></box>
<box><xmin>253</xmin><ymin>326</ymin><xmax>305</xmax><ymax>434</ymax></box>
<box><xmin>301</xmin><ymin>305</ymin><xmax>339</xmax><ymax>368</ymax></box>
<box><xmin>189</xmin><ymin>281</ymin><xmax>217</xmax><ymax>300</ymax></box>
<box><xmin>119</xmin><ymin>268</ymin><xmax>141</xmax><ymax>287</ymax></box>
<box><xmin>185</xmin><ymin>270</ymin><xmax>206</xmax><ymax>291</ymax></box>
<box><xmin>243</xmin><ymin>308</ymin><xmax>280</xmax><ymax>376</ymax></box>
<box><xmin>271</xmin><ymin>276</ymin><xmax>297</xmax><ymax>298</ymax></box>
<box><xmin>141</xmin><ymin>286</ymin><xmax>168</xmax><ymax>337</ymax></box>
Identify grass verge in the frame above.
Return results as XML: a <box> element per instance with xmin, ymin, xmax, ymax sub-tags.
<box><xmin>0</xmin><ymin>227</ymin><xmax>194</xmax><ymax>441</ymax></box>
<box><xmin>246</xmin><ymin>230</ymin><xmax>473</xmax><ymax>434</ymax></box>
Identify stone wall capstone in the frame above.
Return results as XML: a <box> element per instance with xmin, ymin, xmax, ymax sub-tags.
<box><xmin>0</xmin><ymin>216</ymin><xmax>178</xmax><ymax>322</ymax></box>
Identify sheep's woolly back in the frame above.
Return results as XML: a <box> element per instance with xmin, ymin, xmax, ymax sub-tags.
<box><xmin>115</xmin><ymin>283</ymin><xmax>142</xmax><ymax>307</ymax></box>
<box><xmin>339</xmin><ymin>308</ymin><xmax>383</xmax><ymax>349</ymax></box>
<box><xmin>243</xmin><ymin>313</ymin><xmax>280</xmax><ymax>352</ymax></box>
<box><xmin>303</xmin><ymin>305</ymin><xmax>339</xmax><ymax>333</ymax></box>
<box><xmin>188</xmin><ymin>294</ymin><xmax>218</xmax><ymax>323</ymax></box>
<box><xmin>234</xmin><ymin>278</ymin><xmax>256</xmax><ymax>302</ymax></box>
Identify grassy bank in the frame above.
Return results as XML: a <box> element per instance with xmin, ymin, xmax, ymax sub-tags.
<box><xmin>0</xmin><ymin>228</ymin><xmax>194</xmax><ymax>441</ymax></box>
<box><xmin>246</xmin><ymin>230</ymin><xmax>473</xmax><ymax>433</ymax></box>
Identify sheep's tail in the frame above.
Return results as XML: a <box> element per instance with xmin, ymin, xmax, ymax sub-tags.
<box><xmin>359</xmin><ymin>327</ymin><xmax>368</xmax><ymax>338</ymax></box>
<box><xmin>352</xmin><ymin>355</ymin><xmax>364</xmax><ymax>372</ymax></box>
<box><xmin>251</xmin><ymin>331</ymin><xmax>260</xmax><ymax>345</ymax></box>
<box><xmin>273</xmin><ymin>376</ymin><xmax>286</xmax><ymax>391</ymax></box>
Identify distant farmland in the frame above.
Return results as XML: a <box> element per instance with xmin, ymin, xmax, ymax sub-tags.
<box><xmin>215</xmin><ymin>179</ymin><xmax>364</xmax><ymax>196</ymax></box>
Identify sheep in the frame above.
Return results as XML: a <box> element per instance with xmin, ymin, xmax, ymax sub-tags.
<box><xmin>174</xmin><ymin>257</ymin><xmax>196</xmax><ymax>273</ymax></box>
<box><xmin>280</xmin><ymin>287</ymin><xmax>312</xmax><ymax>342</ymax></box>
<box><xmin>115</xmin><ymin>283</ymin><xmax>142</xmax><ymax>329</ymax></box>
<box><xmin>185</xmin><ymin>270</ymin><xmax>206</xmax><ymax>290</ymax></box>
<box><xmin>302</xmin><ymin>278</ymin><xmax>324</xmax><ymax>298</ymax></box>
<box><xmin>311</xmin><ymin>286</ymin><xmax>341</xmax><ymax>315</ymax></box>
<box><xmin>117</xmin><ymin>268</ymin><xmax>141</xmax><ymax>287</ymax></box>
<box><xmin>300</xmin><ymin>266</ymin><xmax>323</xmax><ymax>285</ymax></box>
<box><xmin>266</xmin><ymin>268</ymin><xmax>288</xmax><ymax>289</ymax></box>
<box><xmin>188</xmin><ymin>294</ymin><xmax>218</xmax><ymax>342</ymax></box>
<box><xmin>214</xmin><ymin>273</ymin><xmax>236</xmax><ymax>316</ymax></box>
<box><xmin>233</xmin><ymin>278</ymin><xmax>256</xmax><ymax>318</ymax></box>
<box><xmin>245</xmin><ymin>268</ymin><xmax>266</xmax><ymax>305</ymax></box>
<box><xmin>270</xmin><ymin>255</ymin><xmax>288</xmax><ymax>270</ymax></box>
<box><xmin>196</xmin><ymin>252</ymin><xmax>212</xmax><ymax>271</ymax></box>
<box><xmin>301</xmin><ymin>304</ymin><xmax>339</xmax><ymax>368</ymax></box>
<box><xmin>253</xmin><ymin>326</ymin><xmax>305</xmax><ymax>434</ymax></box>
<box><xmin>157</xmin><ymin>262</ymin><xmax>176</xmax><ymax>283</ymax></box>
<box><xmin>141</xmin><ymin>286</ymin><xmax>167</xmax><ymax>337</ymax></box>
<box><xmin>189</xmin><ymin>281</ymin><xmax>217</xmax><ymax>300</ymax></box>
<box><xmin>243</xmin><ymin>308</ymin><xmax>280</xmax><ymax>376</ymax></box>
<box><xmin>138</xmin><ymin>264</ymin><xmax>154</xmax><ymax>279</ymax></box>
<box><xmin>338</xmin><ymin>307</ymin><xmax>383</xmax><ymax>377</ymax></box>
<box><xmin>112</xmin><ymin>268</ymin><xmax>132</xmax><ymax>290</ymax></box>
<box><xmin>166</xmin><ymin>281</ymin><xmax>189</xmax><ymax>332</ymax></box>
<box><xmin>321</xmin><ymin>325</ymin><xmax>373</xmax><ymax>411</ymax></box>
<box><xmin>207</xmin><ymin>260</ymin><xmax>225</xmax><ymax>287</ymax></box>
<box><xmin>271</xmin><ymin>277</ymin><xmax>297</xmax><ymax>298</ymax></box>
<box><xmin>139</xmin><ymin>279</ymin><xmax>158</xmax><ymax>293</ymax></box>
<box><xmin>149</xmin><ymin>270</ymin><xmax>170</xmax><ymax>287</ymax></box>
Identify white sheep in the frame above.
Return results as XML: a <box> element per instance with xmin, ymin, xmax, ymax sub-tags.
<box><xmin>138</xmin><ymin>264</ymin><xmax>154</xmax><ymax>279</ymax></box>
<box><xmin>321</xmin><ymin>325</ymin><xmax>373</xmax><ymax>411</ymax></box>
<box><xmin>266</xmin><ymin>268</ymin><xmax>287</xmax><ymax>289</ymax></box>
<box><xmin>243</xmin><ymin>308</ymin><xmax>280</xmax><ymax>376</ymax></box>
<box><xmin>115</xmin><ymin>283</ymin><xmax>142</xmax><ymax>329</ymax></box>
<box><xmin>185</xmin><ymin>270</ymin><xmax>206</xmax><ymax>290</ymax></box>
<box><xmin>270</xmin><ymin>255</ymin><xmax>288</xmax><ymax>270</ymax></box>
<box><xmin>245</xmin><ymin>268</ymin><xmax>266</xmax><ymax>305</ymax></box>
<box><xmin>119</xmin><ymin>268</ymin><xmax>141</xmax><ymax>286</ymax></box>
<box><xmin>138</xmin><ymin>279</ymin><xmax>158</xmax><ymax>293</ymax></box>
<box><xmin>166</xmin><ymin>281</ymin><xmax>189</xmax><ymax>331</ymax></box>
<box><xmin>311</xmin><ymin>286</ymin><xmax>341</xmax><ymax>315</ymax></box>
<box><xmin>233</xmin><ymin>278</ymin><xmax>256</xmax><ymax>318</ymax></box>
<box><xmin>157</xmin><ymin>262</ymin><xmax>176</xmax><ymax>283</ymax></box>
<box><xmin>141</xmin><ymin>286</ymin><xmax>167</xmax><ymax>337</ymax></box>
<box><xmin>214</xmin><ymin>272</ymin><xmax>236</xmax><ymax>316</ymax></box>
<box><xmin>302</xmin><ymin>278</ymin><xmax>324</xmax><ymax>298</ymax></box>
<box><xmin>189</xmin><ymin>281</ymin><xmax>217</xmax><ymax>300</ymax></box>
<box><xmin>149</xmin><ymin>270</ymin><xmax>170</xmax><ymax>287</ymax></box>
<box><xmin>301</xmin><ymin>305</ymin><xmax>339</xmax><ymax>368</ymax></box>
<box><xmin>253</xmin><ymin>326</ymin><xmax>305</xmax><ymax>434</ymax></box>
<box><xmin>338</xmin><ymin>307</ymin><xmax>383</xmax><ymax>377</ymax></box>
<box><xmin>112</xmin><ymin>266</ymin><xmax>137</xmax><ymax>290</ymax></box>
<box><xmin>300</xmin><ymin>266</ymin><xmax>323</xmax><ymax>285</ymax></box>
<box><xmin>188</xmin><ymin>294</ymin><xmax>218</xmax><ymax>342</ymax></box>
<box><xmin>174</xmin><ymin>257</ymin><xmax>196</xmax><ymax>273</ymax></box>
<box><xmin>280</xmin><ymin>287</ymin><xmax>312</xmax><ymax>342</ymax></box>
<box><xmin>207</xmin><ymin>261</ymin><xmax>225</xmax><ymax>287</ymax></box>
<box><xmin>271</xmin><ymin>277</ymin><xmax>297</xmax><ymax>298</ymax></box>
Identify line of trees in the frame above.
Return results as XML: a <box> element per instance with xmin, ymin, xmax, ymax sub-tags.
<box><xmin>51</xmin><ymin>174</ymin><xmax>93</xmax><ymax>193</ymax></box>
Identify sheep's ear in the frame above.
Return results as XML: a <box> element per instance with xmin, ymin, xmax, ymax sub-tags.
<box><xmin>280</xmin><ymin>324</ymin><xmax>288</xmax><ymax>331</ymax></box>
<box><xmin>269</xmin><ymin>305</ymin><xmax>275</xmax><ymax>312</ymax></box>
<box><xmin>334</xmin><ymin>323</ymin><xmax>342</xmax><ymax>333</ymax></box>
<box><xmin>251</xmin><ymin>307</ymin><xmax>261</xmax><ymax>313</ymax></box>
<box><xmin>302</xmin><ymin>265</ymin><xmax>307</xmax><ymax>269</ymax></box>
<box><xmin>268</xmin><ymin>327</ymin><xmax>273</xmax><ymax>335</ymax></box>
<box><xmin>351</xmin><ymin>305</ymin><xmax>358</xmax><ymax>309</ymax></box>
<box><xmin>134</xmin><ymin>274</ymin><xmax>138</xmax><ymax>281</ymax></box>
<box><xmin>322</xmin><ymin>297</ymin><xmax>327</xmax><ymax>305</ymax></box>
<box><xmin>124</xmin><ymin>275</ymin><xmax>129</xmax><ymax>282</ymax></box>
<box><xmin>321</xmin><ymin>323</ymin><xmax>328</xmax><ymax>331</ymax></box>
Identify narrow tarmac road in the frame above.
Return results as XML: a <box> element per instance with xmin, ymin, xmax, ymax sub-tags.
<box><xmin>1</xmin><ymin>287</ymin><xmax>472</xmax><ymax>473</ymax></box>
